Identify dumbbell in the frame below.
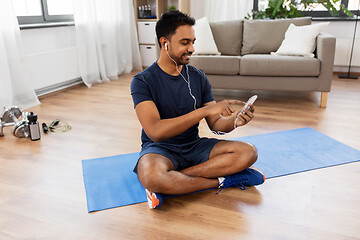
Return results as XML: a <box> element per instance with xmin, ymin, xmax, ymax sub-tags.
<box><xmin>0</xmin><ymin>106</ymin><xmax>29</xmax><ymax>138</ymax></box>
<box><xmin>0</xmin><ymin>106</ymin><xmax>21</xmax><ymax>137</ymax></box>
<box><xmin>0</xmin><ymin>118</ymin><xmax>14</xmax><ymax>137</ymax></box>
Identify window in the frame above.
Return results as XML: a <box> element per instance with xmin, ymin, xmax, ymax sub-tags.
<box><xmin>348</xmin><ymin>0</ymin><xmax>360</xmax><ymax>11</ymax></box>
<box><xmin>15</xmin><ymin>0</ymin><xmax>74</xmax><ymax>25</ymax></box>
<box><xmin>254</xmin><ymin>0</ymin><xmax>359</xmax><ymax>19</ymax></box>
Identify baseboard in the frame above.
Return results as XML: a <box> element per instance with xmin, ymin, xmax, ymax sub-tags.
<box><xmin>35</xmin><ymin>78</ymin><xmax>83</xmax><ymax>97</ymax></box>
<box><xmin>333</xmin><ymin>66</ymin><xmax>360</xmax><ymax>73</ymax></box>
<box><xmin>334</xmin><ymin>71</ymin><xmax>360</xmax><ymax>76</ymax></box>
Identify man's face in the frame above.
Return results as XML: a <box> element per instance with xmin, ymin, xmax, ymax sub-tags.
<box><xmin>167</xmin><ymin>25</ymin><xmax>196</xmax><ymax>65</ymax></box>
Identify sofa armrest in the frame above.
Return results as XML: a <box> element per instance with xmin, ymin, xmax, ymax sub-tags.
<box><xmin>316</xmin><ymin>33</ymin><xmax>336</xmax><ymax>92</ymax></box>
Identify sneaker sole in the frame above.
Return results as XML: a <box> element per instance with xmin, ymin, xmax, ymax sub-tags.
<box><xmin>146</xmin><ymin>189</ymin><xmax>161</xmax><ymax>209</ymax></box>
<box><xmin>249</xmin><ymin>166</ymin><xmax>266</xmax><ymax>183</ymax></box>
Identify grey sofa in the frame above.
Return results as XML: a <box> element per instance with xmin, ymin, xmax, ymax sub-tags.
<box><xmin>189</xmin><ymin>17</ymin><xmax>336</xmax><ymax>108</ymax></box>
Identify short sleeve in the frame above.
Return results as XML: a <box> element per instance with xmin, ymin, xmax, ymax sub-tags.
<box><xmin>130</xmin><ymin>74</ymin><xmax>153</xmax><ymax>108</ymax></box>
<box><xmin>200</xmin><ymin>70</ymin><xmax>215</xmax><ymax>105</ymax></box>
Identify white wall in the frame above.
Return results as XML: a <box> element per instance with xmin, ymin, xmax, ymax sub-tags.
<box><xmin>20</xmin><ymin>26</ymin><xmax>79</xmax><ymax>91</ymax></box>
<box><xmin>324</xmin><ymin>21</ymin><xmax>360</xmax><ymax>72</ymax></box>
<box><xmin>190</xmin><ymin>0</ymin><xmax>206</xmax><ymax>20</ymax></box>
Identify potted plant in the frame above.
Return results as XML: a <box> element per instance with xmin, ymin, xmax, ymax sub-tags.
<box><xmin>168</xmin><ymin>5</ymin><xmax>177</xmax><ymax>11</ymax></box>
<box><xmin>246</xmin><ymin>0</ymin><xmax>353</xmax><ymax>19</ymax></box>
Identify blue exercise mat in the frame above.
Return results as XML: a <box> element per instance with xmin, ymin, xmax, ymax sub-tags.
<box><xmin>82</xmin><ymin>127</ymin><xmax>360</xmax><ymax>212</ymax></box>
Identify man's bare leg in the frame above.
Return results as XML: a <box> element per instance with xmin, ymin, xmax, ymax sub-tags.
<box><xmin>180</xmin><ymin>141</ymin><xmax>257</xmax><ymax>178</ymax></box>
<box><xmin>137</xmin><ymin>141</ymin><xmax>257</xmax><ymax>195</ymax></box>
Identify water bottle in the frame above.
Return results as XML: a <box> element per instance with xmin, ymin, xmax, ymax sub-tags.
<box><xmin>28</xmin><ymin>112</ymin><xmax>41</xmax><ymax>141</ymax></box>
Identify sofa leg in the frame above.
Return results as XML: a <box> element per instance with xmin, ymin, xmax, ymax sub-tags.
<box><xmin>320</xmin><ymin>92</ymin><xmax>328</xmax><ymax>108</ymax></box>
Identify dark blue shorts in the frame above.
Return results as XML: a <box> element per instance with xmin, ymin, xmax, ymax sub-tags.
<box><xmin>134</xmin><ymin>137</ymin><xmax>221</xmax><ymax>173</ymax></box>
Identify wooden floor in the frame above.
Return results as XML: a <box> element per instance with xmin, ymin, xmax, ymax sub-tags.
<box><xmin>1</xmin><ymin>73</ymin><xmax>359</xmax><ymax>240</ymax></box>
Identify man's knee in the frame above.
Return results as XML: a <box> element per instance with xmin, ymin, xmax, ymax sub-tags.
<box><xmin>244</xmin><ymin>143</ymin><xmax>258</xmax><ymax>165</ymax></box>
<box><xmin>233</xmin><ymin>142</ymin><xmax>258</xmax><ymax>166</ymax></box>
<box><xmin>137</xmin><ymin>154</ymin><xmax>173</xmax><ymax>192</ymax></box>
<box><xmin>138</xmin><ymin>169</ymin><xmax>162</xmax><ymax>193</ymax></box>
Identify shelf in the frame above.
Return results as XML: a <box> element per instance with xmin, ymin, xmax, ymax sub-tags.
<box><xmin>133</xmin><ymin>0</ymin><xmax>191</xmax><ymax>68</ymax></box>
<box><xmin>137</xmin><ymin>18</ymin><xmax>157</xmax><ymax>22</ymax></box>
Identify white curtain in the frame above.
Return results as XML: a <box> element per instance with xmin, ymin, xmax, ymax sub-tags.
<box><xmin>204</xmin><ymin>0</ymin><xmax>253</xmax><ymax>22</ymax></box>
<box><xmin>0</xmin><ymin>0</ymin><xmax>40</xmax><ymax>111</ymax></box>
<box><xmin>73</xmin><ymin>0</ymin><xmax>142</xmax><ymax>88</ymax></box>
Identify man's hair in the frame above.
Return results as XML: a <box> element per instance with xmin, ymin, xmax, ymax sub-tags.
<box><xmin>156</xmin><ymin>10</ymin><xmax>195</xmax><ymax>48</ymax></box>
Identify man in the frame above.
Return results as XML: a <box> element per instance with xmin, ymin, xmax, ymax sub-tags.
<box><xmin>131</xmin><ymin>10</ymin><xmax>265</xmax><ymax>209</ymax></box>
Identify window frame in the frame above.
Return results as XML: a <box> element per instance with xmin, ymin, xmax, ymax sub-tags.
<box><xmin>252</xmin><ymin>0</ymin><xmax>359</xmax><ymax>20</ymax></box>
<box><xmin>17</xmin><ymin>0</ymin><xmax>74</xmax><ymax>25</ymax></box>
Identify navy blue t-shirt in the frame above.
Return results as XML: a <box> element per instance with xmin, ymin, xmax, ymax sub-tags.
<box><xmin>131</xmin><ymin>62</ymin><xmax>215</xmax><ymax>147</ymax></box>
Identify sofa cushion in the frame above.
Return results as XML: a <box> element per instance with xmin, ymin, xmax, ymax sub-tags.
<box><xmin>239</xmin><ymin>54</ymin><xmax>320</xmax><ymax>77</ymax></box>
<box><xmin>210</xmin><ymin>20</ymin><xmax>243</xmax><ymax>56</ymax></box>
<box><xmin>272</xmin><ymin>22</ymin><xmax>329</xmax><ymax>57</ymax></box>
<box><xmin>241</xmin><ymin>17</ymin><xmax>312</xmax><ymax>55</ymax></box>
<box><xmin>193</xmin><ymin>17</ymin><xmax>220</xmax><ymax>55</ymax></box>
<box><xmin>189</xmin><ymin>55</ymin><xmax>240</xmax><ymax>75</ymax></box>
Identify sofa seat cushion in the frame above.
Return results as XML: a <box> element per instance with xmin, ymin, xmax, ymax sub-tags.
<box><xmin>239</xmin><ymin>54</ymin><xmax>320</xmax><ymax>77</ymax></box>
<box><xmin>189</xmin><ymin>55</ymin><xmax>240</xmax><ymax>75</ymax></box>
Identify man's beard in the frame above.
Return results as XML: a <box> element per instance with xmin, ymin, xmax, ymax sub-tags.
<box><xmin>174</xmin><ymin>53</ymin><xmax>192</xmax><ymax>65</ymax></box>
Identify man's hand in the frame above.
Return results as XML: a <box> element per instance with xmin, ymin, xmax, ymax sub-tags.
<box><xmin>204</xmin><ymin>99</ymin><xmax>243</xmax><ymax>117</ymax></box>
<box><xmin>204</xmin><ymin>99</ymin><xmax>254</xmax><ymax>133</ymax></box>
<box><xmin>234</xmin><ymin>104</ymin><xmax>255</xmax><ymax>128</ymax></box>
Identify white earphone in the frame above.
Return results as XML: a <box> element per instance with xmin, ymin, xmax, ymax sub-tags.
<box><xmin>164</xmin><ymin>41</ymin><xmax>196</xmax><ymax>110</ymax></box>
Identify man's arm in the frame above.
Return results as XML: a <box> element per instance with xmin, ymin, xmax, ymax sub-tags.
<box><xmin>204</xmin><ymin>101</ymin><xmax>255</xmax><ymax>133</ymax></box>
<box><xmin>135</xmin><ymin>100</ymin><xmax>238</xmax><ymax>143</ymax></box>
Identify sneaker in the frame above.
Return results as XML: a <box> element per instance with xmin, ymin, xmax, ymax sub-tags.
<box><xmin>218</xmin><ymin>166</ymin><xmax>265</xmax><ymax>193</ymax></box>
<box><xmin>146</xmin><ymin>189</ymin><xmax>163</xmax><ymax>209</ymax></box>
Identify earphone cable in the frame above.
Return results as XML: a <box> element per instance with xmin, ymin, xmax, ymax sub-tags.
<box><xmin>166</xmin><ymin>47</ymin><xmax>225</xmax><ymax>135</ymax></box>
<box><xmin>165</xmin><ymin>49</ymin><xmax>197</xmax><ymax>110</ymax></box>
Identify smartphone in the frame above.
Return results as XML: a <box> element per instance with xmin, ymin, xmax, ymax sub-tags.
<box><xmin>242</xmin><ymin>95</ymin><xmax>258</xmax><ymax>111</ymax></box>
